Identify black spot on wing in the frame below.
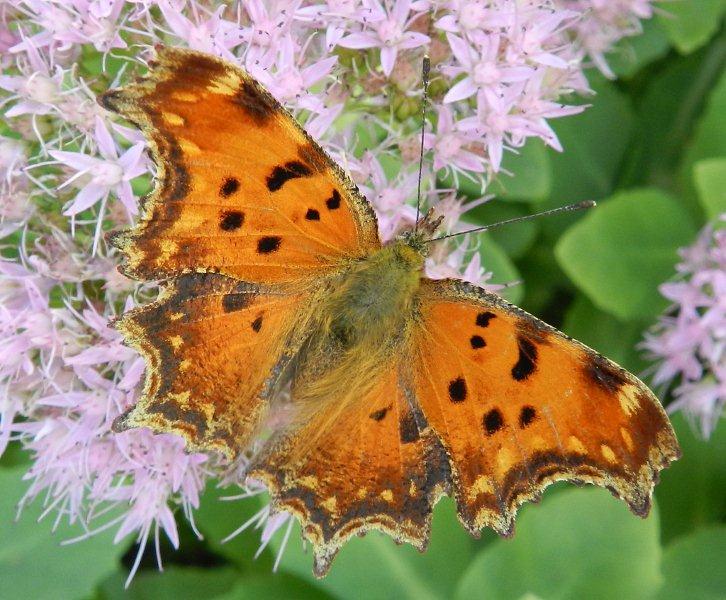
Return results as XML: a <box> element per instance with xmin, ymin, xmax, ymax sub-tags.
<box><xmin>483</xmin><ymin>408</ymin><xmax>504</xmax><ymax>435</ymax></box>
<box><xmin>267</xmin><ymin>161</ymin><xmax>312</xmax><ymax>192</ymax></box>
<box><xmin>470</xmin><ymin>335</ymin><xmax>486</xmax><ymax>349</ymax></box>
<box><xmin>585</xmin><ymin>355</ymin><xmax>628</xmax><ymax>394</ymax></box>
<box><xmin>325</xmin><ymin>189</ymin><xmax>341</xmax><ymax>210</ymax></box>
<box><xmin>251</xmin><ymin>315</ymin><xmax>263</xmax><ymax>332</ymax></box>
<box><xmin>370</xmin><ymin>406</ymin><xmax>389</xmax><ymax>421</ymax></box>
<box><xmin>476</xmin><ymin>311</ymin><xmax>496</xmax><ymax>327</ymax></box>
<box><xmin>519</xmin><ymin>406</ymin><xmax>536</xmax><ymax>428</ymax></box>
<box><xmin>448</xmin><ymin>377</ymin><xmax>467</xmax><ymax>402</ymax></box>
<box><xmin>220</xmin><ymin>177</ymin><xmax>239</xmax><ymax>197</ymax></box>
<box><xmin>219</xmin><ymin>210</ymin><xmax>244</xmax><ymax>231</ymax></box>
<box><xmin>257</xmin><ymin>236</ymin><xmax>282</xmax><ymax>254</ymax></box>
<box><xmin>512</xmin><ymin>336</ymin><xmax>537</xmax><ymax>381</ymax></box>
<box><xmin>305</xmin><ymin>208</ymin><xmax>320</xmax><ymax>221</ymax></box>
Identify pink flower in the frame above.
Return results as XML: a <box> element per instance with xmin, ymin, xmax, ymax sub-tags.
<box><xmin>443</xmin><ymin>32</ymin><xmax>533</xmax><ymax>103</ymax></box>
<box><xmin>241</xmin><ymin>0</ymin><xmax>300</xmax><ymax>66</ymax></box>
<box><xmin>424</xmin><ymin>105</ymin><xmax>486</xmax><ymax>173</ymax></box>
<box><xmin>50</xmin><ymin>117</ymin><xmax>146</xmax><ymax>219</ymax></box>
<box><xmin>297</xmin><ymin>0</ymin><xmax>376</xmax><ymax>50</ymax></box>
<box><xmin>158</xmin><ymin>2</ymin><xmax>241</xmax><ymax>59</ymax></box>
<box><xmin>0</xmin><ymin>42</ymin><xmax>64</xmax><ymax>118</ymax></box>
<box><xmin>338</xmin><ymin>0</ymin><xmax>429</xmax><ymax>76</ymax></box>
<box><xmin>644</xmin><ymin>224</ymin><xmax>726</xmax><ymax>438</ymax></box>
<box><xmin>10</xmin><ymin>0</ymin><xmax>127</xmax><ymax>54</ymax></box>
<box><xmin>426</xmin><ymin>235</ymin><xmax>501</xmax><ymax>291</ymax></box>
<box><xmin>251</xmin><ymin>34</ymin><xmax>338</xmax><ymax>113</ymax></box>
<box><xmin>356</xmin><ymin>150</ymin><xmax>418</xmax><ymax>240</ymax></box>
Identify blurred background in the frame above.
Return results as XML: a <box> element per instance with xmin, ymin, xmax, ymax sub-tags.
<box><xmin>0</xmin><ymin>1</ymin><xmax>724</xmax><ymax>599</ymax></box>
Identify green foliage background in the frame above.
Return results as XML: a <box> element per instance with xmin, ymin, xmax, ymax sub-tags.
<box><xmin>2</xmin><ymin>6</ymin><xmax>725</xmax><ymax>599</ymax></box>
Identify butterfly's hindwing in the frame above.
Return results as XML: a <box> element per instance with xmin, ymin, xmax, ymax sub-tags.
<box><xmin>114</xmin><ymin>273</ymin><xmax>307</xmax><ymax>456</ymax></box>
<box><xmin>249</xmin><ymin>363</ymin><xmax>451</xmax><ymax>576</ymax></box>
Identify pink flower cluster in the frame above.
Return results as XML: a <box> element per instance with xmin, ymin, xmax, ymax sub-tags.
<box><xmin>0</xmin><ymin>0</ymin><xmax>661</xmax><ymax>578</ymax></box>
<box><xmin>643</xmin><ymin>222</ymin><xmax>726</xmax><ymax>438</ymax></box>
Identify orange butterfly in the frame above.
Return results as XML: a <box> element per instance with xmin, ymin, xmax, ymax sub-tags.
<box><xmin>102</xmin><ymin>47</ymin><xmax>680</xmax><ymax>576</ymax></box>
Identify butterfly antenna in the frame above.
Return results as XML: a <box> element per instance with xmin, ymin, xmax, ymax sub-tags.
<box><xmin>414</xmin><ymin>55</ymin><xmax>431</xmax><ymax>234</ymax></box>
<box><xmin>425</xmin><ymin>200</ymin><xmax>596</xmax><ymax>243</ymax></box>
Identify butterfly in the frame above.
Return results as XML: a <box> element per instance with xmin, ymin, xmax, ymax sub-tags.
<box><xmin>102</xmin><ymin>47</ymin><xmax>680</xmax><ymax>577</ymax></box>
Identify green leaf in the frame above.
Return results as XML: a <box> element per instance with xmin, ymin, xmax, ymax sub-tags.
<box><xmin>438</xmin><ymin>169</ymin><xmax>487</xmax><ymax>201</ymax></box>
<box><xmin>0</xmin><ymin>441</ymin><xmax>31</xmax><ymax>469</ymax></box>
<box><xmin>694</xmin><ymin>157</ymin><xmax>726</xmax><ymax>220</ymax></box>
<box><xmin>269</xmin><ymin>497</ymin><xmax>480</xmax><ymax>600</ymax></box>
<box><xmin>656</xmin><ymin>1</ymin><xmax>726</xmax><ymax>54</ymax></box>
<box><xmin>465</xmin><ymin>201</ymin><xmax>539</xmax><ymax>259</ymax></box>
<box><xmin>479</xmin><ymin>236</ymin><xmax>524</xmax><ymax>304</ymax></box>
<box><xmin>0</xmin><ymin>466</ymin><xmax>130</xmax><ymax>600</ymax></box>
<box><xmin>541</xmin><ymin>79</ymin><xmax>635</xmax><ymax>241</ymax></box>
<box><xmin>98</xmin><ymin>566</ymin><xmax>239</xmax><ymax>600</ymax></box>
<box><xmin>562</xmin><ymin>296</ymin><xmax>650</xmax><ymax>375</ymax></box>
<box><xmin>517</xmin><ymin>241</ymin><xmax>573</xmax><ymax>317</ymax></box>
<box><xmin>216</xmin><ymin>573</ymin><xmax>337</xmax><ymax>600</ymax></box>
<box><xmin>489</xmin><ymin>139</ymin><xmax>552</xmax><ymax>202</ymax></box>
<box><xmin>555</xmin><ymin>188</ymin><xmax>696</xmax><ymax>320</ymax></box>
<box><xmin>608</xmin><ymin>18</ymin><xmax>672</xmax><ymax>79</ymax></box>
<box><xmin>455</xmin><ymin>487</ymin><xmax>663</xmax><ymax>600</ymax></box>
<box><xmin>678</xmin><ymin>41</ymin><xmax>726</xmax><ymax>210</ymax></box>
<box><xmin>658</xmin><ymin>526</ymin><xmax>726</xmax><ymax>600</ymax></box>
<box><xmin>193</xmin><ymin>483</ymin><xmax>274</xmax><ymax>571</ymax></box>
<box><xmin>655</xmin><ymin>414</ymin><xmax>726</xmax><ymax>544</ymax></box>
<box><xmin>621</xmin><ymin>39</ymin><xmax>725</xmax><ymax>222</ymax></box>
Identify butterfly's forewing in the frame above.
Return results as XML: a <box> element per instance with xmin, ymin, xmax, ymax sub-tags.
<box><xmin>101</xmin><ymin>47</ymin><xmax>379</xmax><ymax>284</ymax></box>
<box><xmin>410</xmin><ymin>278</ymin><xmax>681</xmax><ymax>534</ymax></box>
<box><xmin>114</xmin><ymin>273</ymin><xmax>307</xmax><ymax>456</ymax></box>
<box><xmin>249</xmin><ymin>362</ymin><xmax>450</xmax><ymax>576</ymax></box>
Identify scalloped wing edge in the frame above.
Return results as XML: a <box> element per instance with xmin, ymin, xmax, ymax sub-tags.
<box><xmin>248</xmin><ymin>425</ymin><xmax>453</xmax><ymax>577</ymax></box>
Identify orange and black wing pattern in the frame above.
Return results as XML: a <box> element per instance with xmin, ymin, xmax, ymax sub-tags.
<box><xmin>114</xmin><ymin>273</ymin><xmax>308</xmax><ymax>457</ymax></box>
<box><xmin>249</xmin><ymin>359</ymin><xmax>450</xmax><ymax>576</ymax></box>
<box><xmin>409</xmin><ymin>278</ymin><xmax>681</xmax><ymax>536</ymax></box>
<box><xmin>101</xmin><ymin>46</ymin><xmax>379</xmax><ymax>284</ymax></box>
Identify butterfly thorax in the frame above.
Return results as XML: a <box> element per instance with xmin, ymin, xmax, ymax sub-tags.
<box><xmin>325</xmin><ymin>240</ymin><xmax>424</xmax><ymax>348</ymax></box>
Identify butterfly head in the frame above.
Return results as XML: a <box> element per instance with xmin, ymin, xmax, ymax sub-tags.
<box><xmin>399</xmin><ymin>208</ymin><xmax>443</xmax><ymax>257</ymax></box>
